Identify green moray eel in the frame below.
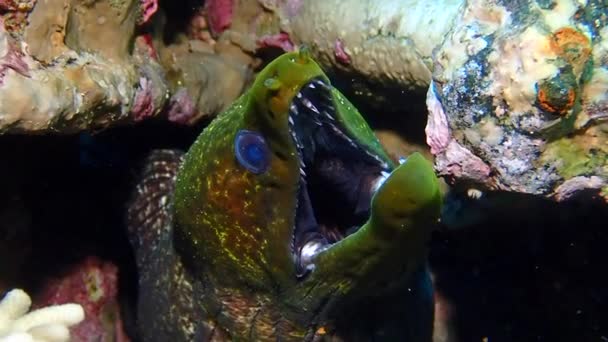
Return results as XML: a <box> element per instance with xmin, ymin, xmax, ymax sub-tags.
<box><xmin>127</xmin><ymin>49</ymin><xmax>442</xmax><ymax>341</ymax></box>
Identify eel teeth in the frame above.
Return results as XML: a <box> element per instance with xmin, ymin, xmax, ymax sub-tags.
<box><xmin>322</xmin><ymin>111</ymin><xmax>335</xmax><ymax>121</ymax></box>
<box><xmin>371</xmin><ymin>171</ymin><xmax>391</xmax><ymax>193</ymax></box>
<box><xmin>290</xmin><ymin>104</ymin><xmax>299</xmax><ymax>115</ymax></box>
<box><xmin>314</xmin><ymin>79</ymin><xmax>331</xmax><ymax>90</ymax></box>
<box><xmin>302</xmin><ymin>98</ymin><xmax>320</xmax><ymax>114</ymax></box>
<box><xmin>330</xmin><ymin>124</ymin><xmax>357</xmax><ymax>148</ymax></box>
<box><xmin>367</xmin><ymin>152</ymin><xmax>388</xmax><ymax>168</ymax></box>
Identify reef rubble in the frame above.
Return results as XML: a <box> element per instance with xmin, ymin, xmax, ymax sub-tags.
<box><xmin>2</xmin><ymin>0</ymin><xmax>604</xmax><ymax>201</ymax></box>
<box><xmin>0</xmin><ymin>0</ymin><xmax>606</xmax><ymax>239</ymax></box>
<box><xmin>0</xmin><ymin>0</ymin><xmax>252</xmax><ymax>133</ymax></box>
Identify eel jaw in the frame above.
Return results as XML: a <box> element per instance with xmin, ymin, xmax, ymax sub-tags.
<box><xmin>287</xmin><ymin>78</ymin><xmax>391</xmax><ymax>278</ymax></box>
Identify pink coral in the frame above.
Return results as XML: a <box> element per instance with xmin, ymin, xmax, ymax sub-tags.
<box><xmin>334</xmin><ymin>39</ymin><xmax>351</xmax><ymax>65</ymax></box>
<box><xmin>205</xmin><ymin>0</ymin><xmax>233</xmax><ymax>36</ymax></box>
<box><xmin>435</xmin><ymin>140</ymin><xmax>492</xmax><ymax>184</ymax></box>
<box><xmin>138</xmin><ymin>0</ymin><xmax>158</xmax><ymax>25</ymax></box>
<box><xmin>0</xmin><ymin>0</ymin><xmax>36</xmax><ymax>12</ymax></box>
<box><xmin>425</xmin><ymin>82</ymin><xmax>451</xmax><ymax>155</ymax></box>
<box><xmin>425</xmin><ymin>82</ymin><xmax>492</xmax><ymax>183</ymax></box>
<box><xmin>35</xmin><ymin>257</ymin><xmax>130</xmax><ymax>342</ymax></box>
<box><xmin>167</xmin><ymin>87</ymin><xmax>197</xmax><ymax>124</ymax></box>
<box><xmin>257</xmin><ymin>32</ymin><xmax>294</xmax><ymax>51</ymax></box>
<box><xmin>132</xmin><ymin>76</ymin><xmax>155</xmax><ymax>122</ymax></box>
<box><xmin>0</xmin><ymin>37</ymin><xmax>30</xmax><ymax>85</ymax></box>
<box><xmin>0</xmin><ymin>0</ymin><xmax>14</xmax><ymax>11</ymax></box>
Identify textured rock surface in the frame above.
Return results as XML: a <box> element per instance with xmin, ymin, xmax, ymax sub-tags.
<box><xmin>427</xmin><ymin>0</ymin><xmax>608</xmax><ymax>201</ymax></box>
<box><xmin>0</xmin><ymin>0</ymin><xmax>253</xmax><ymax>134</ymax></box>
<box><xmin>282</xmin><ymin>0</ymin><xmax>463</xmax><ymax>111</ymax></box>
<box><xmin>0</xmin><ymin>0</ymin><xmax>605</xmax><ymax>203</ymax></box>
<box><xmin>0</xmin><ymin>0</ymin><xmax>169</xmax><ymax>134</ymax></box>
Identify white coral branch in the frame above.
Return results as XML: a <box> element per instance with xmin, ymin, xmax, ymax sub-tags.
<box><xmin>0</xmin><ymin>289</ymin><xmax>84</xmax><ymax>342</ymax></box>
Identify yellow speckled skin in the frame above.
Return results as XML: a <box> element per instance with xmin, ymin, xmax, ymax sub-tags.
<box><xmin>172</xmin><ymin>50</ymin><xmax>441</xmax><ymax>340</ymax></box>
<box><xmin>174</xmin><ymin>51</ymin><xmax>336</xmax><ymax>289</ymax></box>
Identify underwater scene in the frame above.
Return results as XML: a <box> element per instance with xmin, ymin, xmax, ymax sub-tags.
<box><xmin>0</xmin><ymin>0</ymin><xmax>607</xmax><ymax>341</ymax></box>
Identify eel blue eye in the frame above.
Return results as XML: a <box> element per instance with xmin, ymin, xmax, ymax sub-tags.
<box><xmin>234</xmin><ymin>130</ymin><xmax>270</xmax><ymax>174</ymax></box>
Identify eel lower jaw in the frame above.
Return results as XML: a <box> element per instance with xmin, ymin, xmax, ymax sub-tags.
<box><xmin>295</xmin><ymin>171</ymin><xmax>392</xmax><ymax>276</ymax></box>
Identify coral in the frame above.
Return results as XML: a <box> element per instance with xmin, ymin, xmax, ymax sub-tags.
<box><xmin>22</xmin><ymin>0</ymin><xmax>71</xmax><ymax>64</ymax></box>
<box><xmin>166</xmin><ymin>87</ymin><xmax>196</xmax><ymax>124</ymax></box>
<box><xmin>35</xmin><ymin>257</ymin><xmax>128</xmax><ymax>342</ymax></box>
<box><xmin>0</xmin><ymin>0</ymin><xmax>171</xmax><ymax>134</ymax></box>
<box><xmin>0</xmin><ymin>0</ymin><xmax>36</xmax><ymax>33</ymax></box>
<box><xmin>256</xmin><ymin>32</ymin><xmax>294</xmax><ymax>51</ymax></box>
<box><xmin>64</xmin><ymin>0</ymin><xmax>140</xmax><ymax>62</ymax></box>
<box><xmin>158</xmin><ymin>41</ymin><xmax>252</xmax><ymax>124</ymax></box>
<box><xmin>132</xmin><ymin>76</ymin><xmax>156</xmax><ymax>122</ymax></box>
<box><xmin>0</xmin><ymin>0</ymin><xmax>602</xmax><ymax>204</ymax></box>
<box><xmin>0</xmin><ymin>0</ymin><xmax>256</xmax><ymax>133</ymax></box>
<box><xmin>0</xmin><ymin>0</ymin><xmax>35</xmax><ymax>11</ymax></box>
<box><xmin>205</xmin><ymin>0</ymin><xmax>233</xmax><ymax>36</ymax></box>
<box><xmin>0</xmin><ymin>35</ymin><xmax>30</xmax><ymax>85</ymax></box>
<box><xmin>134</xmin><ymin>34</ymin><xmax>158</xmax><ymax>60</ymax></box>
<box><xmin>427</xmin><ymin>0</ymin><xmax>608</xmax><ymax>200</ymax></box>
<box><xmin>138</xmin><ymin>0</ymin><xmax>157</xmax><ymax>25</ymax></box>
<box><xmin>280</xmin><ymin>0</ymin><xmax>460</xmax><ymax>112</ymax></box>
<box><xmin>0</xmin><ymin>288</ymin><xmax>84</xmax><ymax>342</ymax></box>
<box><xmin>333</xmin><ymin>38</ymin><xmax>351</xmax><ymax>65</ymax></box>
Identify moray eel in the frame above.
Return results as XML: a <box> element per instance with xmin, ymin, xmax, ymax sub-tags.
<box><xmin>127</xmin><ymin>50</ymin><xmax>442</xmax><ymax>341</ymax></box>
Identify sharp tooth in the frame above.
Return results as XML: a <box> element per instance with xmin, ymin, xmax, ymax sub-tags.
<box><xmin>314</xmin><ymin>79</ymin><xmax>330</xmax><ymax>89</ymax></box>
<box><xmin>372</xmin><ymin>171</ymin><xmax>391</xmax><ymax>193</ymax></box>
<box><xmin>296</xmin><ymin>92</ymin><xmax>302</xmax><ymax>99</ymax></box>
<box><xmin>330</xmin><ymin>124</ymin><xmax>356</xmax><ymax>146</ymax></box>
<box><xmin>323</xmin><ymin>111</ymin><xmax>335</xmax><ymax>120</ymax></box>
<box><xmin>308</xmin><ymin>83</ymin><xmax>316</xmax><ymax>89</ymax></box>
<box><xmin>300</xmin><ymin>167</ymin><xmax>307</xmax><ymax>177</ymax></box>
<box><xmin>368</xmin><ymin>152</ymin><xmax>385</xmax><ymax>165</ymax></box>
<box><xmin>398</xmin><ymin>157</ymin><xmax>408</xmax><ymax>165</ymax></box>
<box><xmin>289</xmin><ymin>116</ymin><xmax>295</xmax><ymax>125</ymax></box>
<box><xmin>302</xmin><ymin>98</ymin><xmax>320</xmax><ymax>114</ymax></box>
<box><xmin>290</xmin><ymin>104</ymin><xmax>298</xmax><ymax>115</ymax></box>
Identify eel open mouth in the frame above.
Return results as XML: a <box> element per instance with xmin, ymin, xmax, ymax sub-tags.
<box><xmin>289</xmin><ymin>78</ymin><xmax>391</xmax><ymax>278</ymax></box>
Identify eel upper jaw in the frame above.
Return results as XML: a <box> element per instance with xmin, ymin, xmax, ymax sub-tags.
<box><xmin>287</xmin><ymin>78</ymin><xmax>391</xmax><ymax>278</ymax></box>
